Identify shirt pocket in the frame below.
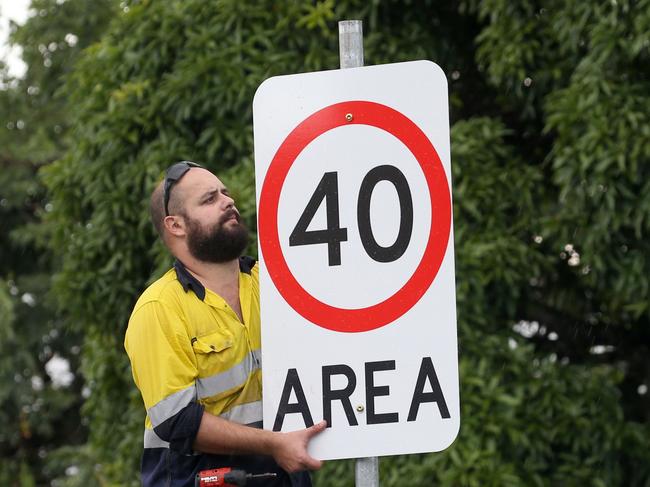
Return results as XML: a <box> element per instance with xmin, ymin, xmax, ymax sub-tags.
<box><xmin>191</xmin><ymin>330</ymin><xmax>235</xmax><ymax>376</ymax></box>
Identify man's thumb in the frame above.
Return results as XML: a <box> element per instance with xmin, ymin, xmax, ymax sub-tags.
<box><xmin>307</xmin><ymin>420</ymin><xmax>328</xmax><ymax>437</ymax></box>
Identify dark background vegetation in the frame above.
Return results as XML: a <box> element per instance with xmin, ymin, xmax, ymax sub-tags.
<box><xmin>1</xmin><ymin>0</ymin><xmax>649</xmax><ymax>485</ymax></box>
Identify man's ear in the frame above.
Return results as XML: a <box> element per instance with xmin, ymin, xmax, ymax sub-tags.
<box><xmin>163</xmin><ymin>215</ymin><xmax>186</xmax><ymax>238</ymax></box>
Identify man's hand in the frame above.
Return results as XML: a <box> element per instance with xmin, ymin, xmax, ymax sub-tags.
<box><xmin>269</xmin><ymin>420</ymin><xmax>327</xmax><ymax>473</ymax></box>
<box><xmin>194</xmin><ymin>412</ymin><xmax>327</xmax><ymax>472</ymax></box>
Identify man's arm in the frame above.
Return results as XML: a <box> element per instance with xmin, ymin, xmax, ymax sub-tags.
<box><xmin>194</xmin><ymin>412</ymin><xmax>327</xmax><ymax>473</ymax></box>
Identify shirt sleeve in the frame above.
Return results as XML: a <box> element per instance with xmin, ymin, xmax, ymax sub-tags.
<box><xmin>125</xmin><ymin>299</ymin><xmax>204</xmax><ymax>453</ymax></box>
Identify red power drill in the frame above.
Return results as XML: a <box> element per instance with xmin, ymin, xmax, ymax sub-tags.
<box><xmin>195</xmin><ymin>467</ymin><xmax>277</xmax><ymax>486</ymax></box>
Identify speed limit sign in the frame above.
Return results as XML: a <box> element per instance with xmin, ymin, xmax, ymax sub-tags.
<box><xmin>253</xmin><ymin>60</ymin><xmax>459</xmax><ymax>459</ymax></box>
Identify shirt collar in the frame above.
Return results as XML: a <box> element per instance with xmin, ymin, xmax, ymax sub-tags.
<box><xmin>174</xmin><ymin>260</ymin><xmax>206</xmax><ymax>301</ymax></box>
<box><xmin>174</xmin><ymin>257</ymin><xmax>256</xmax><ymax>301</ymax></box>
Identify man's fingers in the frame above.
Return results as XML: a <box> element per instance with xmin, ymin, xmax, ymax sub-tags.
<box><xmin>273</xmin><ymin>421</ymin><xmax>326</xmax><ymax>472</ymax></box>
<box><xmin>306</xmin><ymin>420</ymin><xmax>327</xmax><ymax>438</ymax></box>
<box><xmin>299</xmin><ymin>421</ymin><xmax>326</xmax><ymax>471</ymax></box>
<box><xmin>305</xmin><ymin>457</ymin><xmax>323</xmax><ymax>471</ymax></box>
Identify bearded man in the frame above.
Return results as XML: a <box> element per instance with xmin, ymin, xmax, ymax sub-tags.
<box><xmin>124</xmin><ymin>162</ymin><xmax>325</xmax><ymax>487</ymax></box>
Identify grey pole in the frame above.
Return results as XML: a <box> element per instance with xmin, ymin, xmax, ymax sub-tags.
<box><xmin>338</xmin><ymin>19</ymin><xmax>379</xmax><ymax>487</ymax></box>
<box><xmin>339</xmin><ymin>20</ymin><xmax>364</xmax><ymax>69</ymax></box>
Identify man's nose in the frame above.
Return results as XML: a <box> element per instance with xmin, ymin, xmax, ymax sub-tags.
<box><xmin>222</xmin><ymin>193</ymin><xmax>236</xmax><ymax>209</ymax></box>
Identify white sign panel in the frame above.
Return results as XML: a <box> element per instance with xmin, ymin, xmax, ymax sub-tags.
<box><xmin>253</xmin><ymin>60</ymin><xmax>459</xmax><ymax>460</ymax></box>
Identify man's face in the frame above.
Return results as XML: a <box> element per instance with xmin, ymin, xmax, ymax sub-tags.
<box><xmin>173</xmin><ymin>169</ymin><xmax>249</xmax><ymax>263</ymax></box>
<box><xmin>185</xmin><ymin>207</ymin><xmax>249</xmax><ymax>263</ymax></box>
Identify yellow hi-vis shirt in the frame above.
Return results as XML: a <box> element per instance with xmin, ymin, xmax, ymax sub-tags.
<box><xmin>124</xmin><ymin>258</ymin><xmax>262</xmax><ymax>450</ymax></box>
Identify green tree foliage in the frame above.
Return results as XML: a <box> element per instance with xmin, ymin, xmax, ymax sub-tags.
<box><xmin>1</xmin><ymin>0</ymin><xmax>118</xmax><ymax>163</ymax></box>
<box><xmin>0</xmin><ymin>0</ymin><xmax>117</xmax><ymax>483</ymax></box>
<box><xmin>39</xmin><ymin>0</ymin><xmax>650</xmax><ymax>485</ymax></box>
<box><xmin>0</xmin><ymin>160</ymin><xmax>72</xmax><ymax>486</ymax></box>
<box><xmin>466</xmin><ymin>0</ymin><xmax>650</xmax><ymax>423</ymax></box>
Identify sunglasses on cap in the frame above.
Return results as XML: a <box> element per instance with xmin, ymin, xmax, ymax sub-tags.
<box><xmin>163</xmin><ymin>161</ymin><xmax>202</xmax><ymax>216</ymax></box>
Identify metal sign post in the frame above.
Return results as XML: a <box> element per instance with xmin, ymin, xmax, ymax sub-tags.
<box><xmin>339</xmin><ymin>19</ymin><xmax>380</xmax><ymax>487</ymax></box>
<box><xmin>339</xmin><ymin>20</ymin><xmax>364</xmax><ymax>69</ymax></box>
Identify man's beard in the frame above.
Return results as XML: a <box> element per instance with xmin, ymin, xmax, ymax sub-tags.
<box><xmin>185</xmin><ymin>209</ymin><xmax>249</xmax><ymax>263</ymax></box>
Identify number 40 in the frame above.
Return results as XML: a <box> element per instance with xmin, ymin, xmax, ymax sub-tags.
<box><xmin>289</xmin><ymin>165</ymin><xmax>414</xmax><ymax>266</ymax></box>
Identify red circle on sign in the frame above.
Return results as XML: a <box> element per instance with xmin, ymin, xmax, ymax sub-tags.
<box><xmin>258</xmin><ymin>100</ymin><xmax>451</xmax><ymax>333</ymax></box>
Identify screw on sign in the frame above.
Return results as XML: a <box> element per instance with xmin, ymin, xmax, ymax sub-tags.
<box><xmin>258</xmin><ymin>100</ymin><xmax>452</xmax><ymax>333</ymax></box>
